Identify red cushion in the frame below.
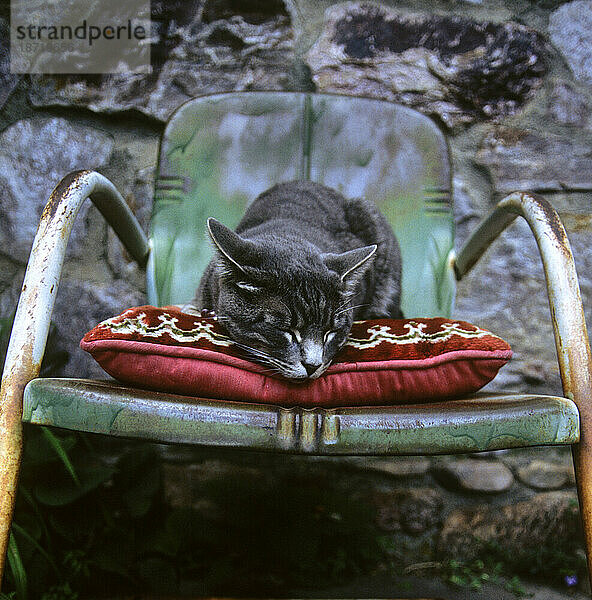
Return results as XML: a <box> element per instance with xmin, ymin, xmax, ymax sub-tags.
<box><xmin>80</xmin><ymin>305</ymin><xmax>512</xmax><ymax>408</ymax></box>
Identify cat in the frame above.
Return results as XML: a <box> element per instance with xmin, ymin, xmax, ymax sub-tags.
<box><xmin>194</xmin><ymin>180</ymin><xmax>402</xmax><ymax>381</ymax></box>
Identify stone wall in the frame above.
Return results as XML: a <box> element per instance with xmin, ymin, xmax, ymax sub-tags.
<box><xmin>158</xmin><ymin>444</ymin><xmax>584</xmax><ymax>593</ymax></box>
<box><xmin>1</xmin><ymin>0</ymin><xmax>592</xmax><ymax>590</ymax></box>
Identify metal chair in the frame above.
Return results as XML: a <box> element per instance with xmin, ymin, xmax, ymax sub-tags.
<box><xmin>1</xmin><ymin>92</ymin><xmax>589</xmax><ymax>590</ymax></box>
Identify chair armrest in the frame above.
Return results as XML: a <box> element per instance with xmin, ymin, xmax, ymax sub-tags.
<box><xmin>0</xmin><ymin>170</ymin><xmax>149</xmax><ymax>577</ymax></box>
<box><xmin>454</xmin><ymin>191</ymin><xmax>592</xmax><ymax>411</ymax></box>
<box><xmin>456</xmin><ymin>192</ymin><xmax>592</xmax><ymax>583</ymax></box>
<box><xmin>1</xmin><ymin>168</ymin><xmax>150</xmax><ymax>416</ymax></box>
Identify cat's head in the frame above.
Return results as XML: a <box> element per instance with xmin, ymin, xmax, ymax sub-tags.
<box><xmin>207</xmin><ymin>218</ymin><xmax>376</xmax><ymax>381</ymax></box>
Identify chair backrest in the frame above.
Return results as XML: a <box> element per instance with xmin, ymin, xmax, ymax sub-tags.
<box><xmin>147</xmin><ymin>92</ymin><xmax>454</xmax><ymax>317</ymax></box>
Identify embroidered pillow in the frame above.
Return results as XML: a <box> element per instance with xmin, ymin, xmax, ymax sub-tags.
<box><xmin>81</xmin><ymin>306</ymin><xmax>512</xmax><ymax>408</ymax></box>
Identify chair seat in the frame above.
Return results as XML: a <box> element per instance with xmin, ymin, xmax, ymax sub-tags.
<box><xmin>22</xmin><ymin>378</ymin><xmax>579</xmax><ymax>455</ymax></box>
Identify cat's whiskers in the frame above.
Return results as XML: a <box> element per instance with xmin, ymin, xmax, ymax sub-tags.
<box><xmin>233</xmin><ymin>341</ymin><xmax>293</xmax><ymax>371</ymax></box>
<box><xmin>335</xmin><ymin>296</ymin><xmax>360</xmax><ymax>311</ymax></box>
<box><xmin>253</xmin><ymin>364</ymin><xmax>281</xmax><ymax>376</ymax></box>
<box><xmin>334</xmin><ymin>303</ymin><xmax>369</xmax><ymax>317</ymax></box>
<box><xmin>193</xmin><ymin>312</ymin><xmax>231</xmax><ymax>323</ymax></box>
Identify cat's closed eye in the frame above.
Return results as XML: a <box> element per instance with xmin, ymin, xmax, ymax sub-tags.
<box><xmin>235</xmin><ymin>281</ymin><xmax>261</xmax><ymax>293</ymax></box>
<box><xmin>287</xmin><ymin>329</ymin><xmax>302</xmax><ymax>343</ymax></box>
<box><xmin>323</xmin><ymin>330</ymin><xmax>337</xmax><ymax>344</ymax></box>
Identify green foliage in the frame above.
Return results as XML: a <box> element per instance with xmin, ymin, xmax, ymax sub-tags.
<box><xmin>39</xmin><ymin>429</ymin><xmax>80</xmax><ymax>487</ymax></box>
<box><xmin>40</xmin><ymin>583</ymin><xmax>78</xmax><ymax>600</ymax></box>
<box><xmin>479</xmin><ymin>537</ymin><xmax>587</xmax><ymax>590</ymax></box>
<box><xmin>7</xmin><ymin>534</ymin><xmax>26</xmax><ymax>600</ymax></box>
<box><xmin>440</xmin><ymin>558</ymin><xmax>528</xmax><ymax>596</ymax></box>
<box><xmin>436</xmin><ymin>534</ymin><xmax>588</xmax><ymax>596</ymax></box>
<box><xmin>5</xmin><ymin>427</ymin><xmax>393</xmax><ymax>598</ymax></box>
<box><xmin>6</xmin><ymin>430</ymin><xmax>164</xmax><ymax>598</ymax></box>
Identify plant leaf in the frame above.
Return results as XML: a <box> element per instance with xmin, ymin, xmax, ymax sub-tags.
<box><xmin>7</xmin><ymin>532</ymin><xmax>27</xmax><ymax>600</ymax></box>
<box><xmin>34</xmin><ymin>464</ymin><xmax>115</xmax><ymax>506</ymax></box>
<box><xmin>11</xmin><ymin>523</ymin><xmax>59</xmax><ymax>576</ymax></box>
<box><xmin>40</xmin><ymin>428</ymin><xmax>79</xmax><ymax>486</ymax></box>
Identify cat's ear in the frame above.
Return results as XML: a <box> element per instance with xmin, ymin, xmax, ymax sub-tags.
<box><xmin>207</xmin><ymin>218</ymin><xmax>257</xmax><ymax>273</ymax></box>
<box><xmin>323</xmin><ymin>245</ymin><xmax>377</xmax><ymax>283</ymax></box>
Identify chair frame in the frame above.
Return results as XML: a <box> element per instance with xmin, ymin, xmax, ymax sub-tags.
<box><xmin>1</xmin><ymin>169</ymin><xmax>591</xmax><ymax>589</ymax></box>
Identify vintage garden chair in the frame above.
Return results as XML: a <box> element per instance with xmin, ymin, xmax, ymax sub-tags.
<box><xmin>1</xmin><ymin>92</ymin><xmax>591</xmax><ymax>591</ymax></box>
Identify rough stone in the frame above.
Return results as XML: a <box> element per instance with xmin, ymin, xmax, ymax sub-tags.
<box><xmin>549</xmin><ymin>1</ymin><xmax>592</xmax><ymax>86</ymax></box>
<box><xmin>518</xmin><ymin>459</ymin><xmax>575</xmax><ymax>490</ymax></box>
<box><xmin>433</xmin><ymin>459</ymin><xmax>514</xmax><ymax>493</ymax></box>
<box><xmin>476</xmin><ymin>125</ymin><xmax>592</xmax><ymax>194</ymax></box>
<box><xmin>568</xmin><ymin>229</ymin><xmax>592</xmax><ymax>336</ymax></box>
<box><xmin>3</xmin><ymin>271</ymin><xmax>144</xmax><ymax>377</ymax></box>
<box><xmin>453</xmin><ymin>175</ymin><xmax>483</xmax><ymax>234</ymax></box>
<box><xmin>28</xmin><ymin>0</ymin><xmax>298</xmax><ymax>122</ymax></box>
<box><xmin>163</xmin><ymin>458</ymin><xmax>267</xmax><ymax>497</ymax></box>
<box><xmin>454</xmin><ymin>118</ymin><xmax>592</xmax><ymax>396</ymax></box>
<box><xmin>0</xmin><ymin>117</ymin><xmax>114</xmax><ymax>265</ymax></box>
<box><xmin>162</xmin><ymin>458</ymin><xmax>307</xmax><ymax>514</ymax></box>
<box><xmin>454</xmin><ymin>221</ymin><xmax>564</xmax><ymax>396</ymax></box>
<box><xmin>438</xmin><ymin>491</ymin><xmax>582</xmax><ymax>561</ymax></box>
<box><xmin>106</xmin><ymin>164</ymin><xmax>155</xmax><ymax>285</ymax></box>
<box><xmin>548</xmin><ymin>81</ymin><xmax>591</xmax><ymax>127</ymax></box>
<box><xmin>0</xmin><ymin>18</ymin><xmax>19</xmax><ymax>110</ymax></box>
<box><xmin>373</xmin><ymin>488</ymin><xmax>443</xmax><ymax>535</ymax></box>
<box><xmin>306</xmin><ymin>2</ymin><xmax>548</xmax><ymax>128</ymax></box>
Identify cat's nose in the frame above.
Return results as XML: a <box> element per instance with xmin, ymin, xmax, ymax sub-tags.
<box><xmin>302</xmin><ymin>361</ymin><xmax>321</xmax><ymax>377</ymax></box>
<box><xmin>301</xmin><ymin>340</ymin><xmax>323</xmax><ymax>377</ymax></box>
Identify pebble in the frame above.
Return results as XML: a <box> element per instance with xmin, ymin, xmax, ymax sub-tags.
<box><xmin>517</xmin><ymin>459</ymin><xmax>574</xmax><ymax>490</ymax></box>
<box><xmin>348</xmin><ymin>456</ymin><xmax>431</xmax><ymax>477</ymax></box>
<box><xmin>434</xmin><ymin>459</ymin><xmax>514</xmax><ymax>493</ymax></box>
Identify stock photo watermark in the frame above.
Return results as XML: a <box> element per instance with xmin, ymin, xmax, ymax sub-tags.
<box><xmin>10</xmin><ymin>0</ymin><xmax>151</xmax><ymax>74</ymax></box>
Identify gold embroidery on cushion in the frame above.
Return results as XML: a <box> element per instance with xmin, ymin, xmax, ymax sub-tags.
<box><xmin>346</xmin><ymin>321</ymin><xmax>501</xmax><ymax>350</ymax></box>
<box><xmin>98</xmin><ymin>312</ymin><xmax>233</xmax><ymax>347</ymax></box>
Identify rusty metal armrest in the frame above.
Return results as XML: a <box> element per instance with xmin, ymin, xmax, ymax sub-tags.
<box><xmin>454</xmin><ymin>191</ymin><xmax>592</xmax><ymax>407</ymax></box>
<box><xmin>454</xmin><ymin>191</ymin><xmax>592</xmax><ymax>583</ymax></box>
<box><xmin>0</xmin><ymin>170</ymin><xmax>150</xmax><ymax>581</ymax></box>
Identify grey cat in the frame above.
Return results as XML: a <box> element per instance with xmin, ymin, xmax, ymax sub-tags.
<box><xmin>194</xmin><ymin>180</ymin><xmax>402</xmax><ymax>381</ymax></box>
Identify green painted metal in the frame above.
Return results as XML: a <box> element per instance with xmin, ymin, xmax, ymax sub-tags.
<box><xmin>306</xmin><ymin>94</ymin><xmax>454</xmax><ymax>318</ymax></box>
<box><xmin>149</xmin><ymin>92</ymin><xmax>454</xmax><ymax>318</ymax></box>
<box><xmin>23</xmin><ymin>379</ymin><xmax>579</xmax><ymax>455</ymax></box>
<box><xmin>149</xmin><ymin>93</ymin><xmax>306</xmax><ymax>308</ymax></box>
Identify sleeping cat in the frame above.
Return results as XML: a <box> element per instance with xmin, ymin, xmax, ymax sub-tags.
<box><xmin>194</xmin><ymin>180</ymin><xmax>402</xmax><ymax>381</ymax></box>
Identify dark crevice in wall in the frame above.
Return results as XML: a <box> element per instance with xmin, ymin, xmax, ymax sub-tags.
<box><xmin>34</xmin><ymin>104</ymin><xmax>165</xmax><ymax>136</ymax></box>
<box><xmin>151</xmin><ymin>0</ymin><xmax>200</xmax><ymax>75</ymax></box>
<box><xmin>206</xmin><ymin>26</ymin><xmax>247</xmax><ymax>51</ymax></box>
<box><xmin>202</xmin><ymin>0</ymin><xmax>289</xmax><ymax>25</ymax></box>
